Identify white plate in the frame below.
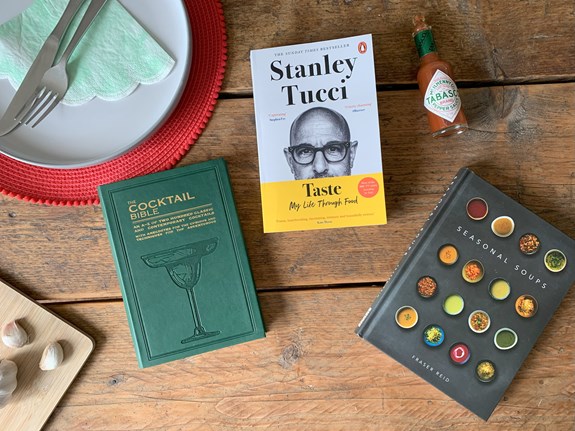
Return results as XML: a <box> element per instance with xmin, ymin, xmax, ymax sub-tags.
<box><xmin>0</xmin><ymin>0</ymin><xmax>191</xmax><ymax>168</ymax></box>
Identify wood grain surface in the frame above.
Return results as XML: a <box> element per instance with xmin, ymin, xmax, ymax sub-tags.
<box><xmin>0</xmin><ymin>84</ymin><xmax>573</xmax><ymax>300</ymax></box>
<box><xmin>222</xmin><ymin>0</ymin><xmax>575</xmax><ymax>91</ymax></box>
<box><xmin>0</xmin><ymin>0</ymin><xmax>574</xmax><ymax>429</ymax></box>
<box><xmin>42</xmin><ymin>288</ymin><xmax>575</xmax><ymax>430</ymax></box>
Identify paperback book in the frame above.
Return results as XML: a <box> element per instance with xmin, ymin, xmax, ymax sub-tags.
<box><xmin>356</xmin><ymin>167</ymin><xmax>575</xmax><ymax>420</ymax></box>
<box><xmin>250</xmin><ymin>34</ymin><xmax>387</xmax><ymax>233</ymax></box>
<box><xmin>99</xmin><ymin>159</ymin><xmax>265</xmax><ymax>368</ymax></box>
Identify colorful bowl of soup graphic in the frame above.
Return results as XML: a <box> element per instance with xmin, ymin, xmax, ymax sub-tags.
<box><xmin>494</xmin><ymin>328</ymin><xmax>518</xmax><ymax>350</ymax></box>
<box><xmin>449</xmin><ymin>342</ymin><xmax>471</xmax><ymax>365</ymax></box>
<box><xmin>416</xmin><ymin>276</ymin><xmax>438</xmax><ymax>298</ymax></box>
<box><xmin>489</xmin><ymin>278</ymin><xmax>511</xmax><ymax>301</ymax></box>
<box><xmin>462</xmin><ymin>260</ymin><xmax>484</xmax><ymax>283</ymax></box>
<box><xmin>438</xmin><ymin>244</ymin><xmax>458</xmax><ymax>266</ymax></box>
<box><xmin>423</xmin><ymin>324</ymin><xmax>444</xmax><ymax>347</ymax></box>
<box><xmin>515</xmin><ymin>294</ymin><xmax>538</xmax><ymax>318</ymax></box>
<box><xmin>491</xmin><ymin>216</ymin><xmax>515</xmax><ymax>237</ymax></box>
<box><xmin>544</xmin><ymin>249</ymin><xmax>567</xmax><ymax>272</ymax></box>
<box><xmin>519</xmin><ymin>233</ymin><xmax>540</xmax><ymax>255</ymax></box>
<box><xmin>395</xmin><ymin>306</ymin><xmax>418</xmax><ymax>329</ymax></box>
<box><xmin>468</xmin><ymin>310</ymin><xmax>490</xmax><ymax>333</ymax></box>
<box><xmin>466</xmin><ymin>197</ymin><xmax>488</xmax><ymax>221</ymax></box>
<box><xmin>443</xmin><ymin>294</ymin><xmax>465</xmax><ymax>316</ymax></box>
<box><xmin>476</xmin><ymin>360</ymin><xmax>496</xmax><ymax>383</ymax></box>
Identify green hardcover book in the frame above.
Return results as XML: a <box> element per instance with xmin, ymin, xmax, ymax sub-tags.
<box><xmin>98</xmin><ymin>159</ymin><xmax>265</xmax><ymax>368</ymax></box>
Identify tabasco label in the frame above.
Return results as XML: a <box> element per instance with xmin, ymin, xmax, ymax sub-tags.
<box><xmin>424</xmin><ymin>69</ymin><xmax>461</xmax><ymax>122</ymax></box>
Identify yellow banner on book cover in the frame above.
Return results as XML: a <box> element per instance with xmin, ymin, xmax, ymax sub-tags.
<box><xmin>261</xmin><ymin>173</ymin><xmax>387</xmax><ymax>233</ymax></box>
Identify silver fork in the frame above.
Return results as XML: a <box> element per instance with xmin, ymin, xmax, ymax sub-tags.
<box><xmin>16</xmin><ymin>0</ymin><xmax>108</xmax><ymax>128</ymax></box>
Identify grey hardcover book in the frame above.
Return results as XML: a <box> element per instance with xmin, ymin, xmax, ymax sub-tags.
<box><xmin>356</xmin><ymin>167</ymin><xmax>575</xmax><ymax>420</ymax></box>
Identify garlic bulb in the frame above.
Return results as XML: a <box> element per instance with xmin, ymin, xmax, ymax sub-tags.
<box><xmin>39</xmin><ymin>342</ymin><xmax>64</xmax><ymax>371</ymax></box>
<box><xmin>1</xmin><ymin>320</ymin><xmax>28</xmax><ymax>348</ymax></box>
<box><xmin>0</xmin><ymin>359</ymin><xmax>18</xmax><ymax>408</ymax></box>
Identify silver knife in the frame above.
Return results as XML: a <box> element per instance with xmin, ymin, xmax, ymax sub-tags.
<box><xmin>0</xmin><ymin>0</ymin><xmax>86</xmax><ymax>136</ymax></box>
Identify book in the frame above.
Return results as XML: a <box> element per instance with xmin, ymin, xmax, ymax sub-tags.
<box><xmin>250</xmin><ymin>34</ymin><xmax>387</xmax><ymax>233</ymax></box>
<box><xmin>356</xmin><ymin>167</ymin><xmax>575</xmax><ymax>420</ymax></box>
<box><xmin>98</xmin><ymin>159</ymin><xmax>265</xmax><ymax>368</ymax></box>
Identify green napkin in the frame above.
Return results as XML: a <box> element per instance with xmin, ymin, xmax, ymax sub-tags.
<box><xmin>0</xmin><ymin>0</ymin><xmax>175</xmax><ymax>106</ymax></box>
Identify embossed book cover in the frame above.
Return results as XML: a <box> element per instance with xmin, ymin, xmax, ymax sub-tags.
<box><xmin>98</xmin><ymin>159</ymin><xmax>265</xmax><ymax>368</ymax></box>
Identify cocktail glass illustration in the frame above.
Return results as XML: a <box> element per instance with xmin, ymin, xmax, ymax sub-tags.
<box><xmin>141</xmin><ymin>237</ymin><xmax>220</xmax><ymax>344</ymax></box>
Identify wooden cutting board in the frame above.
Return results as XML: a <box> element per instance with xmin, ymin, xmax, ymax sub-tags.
<box><xmin>0</xmin><ymin>279</ymin><xmax>94</xmax><ymax>430</ymax></box>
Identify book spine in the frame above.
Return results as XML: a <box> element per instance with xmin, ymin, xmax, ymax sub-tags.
<box><xmin>355</xmin><ymin>167</ymin><xmax>471</xmax><ymax>337</ymax></box>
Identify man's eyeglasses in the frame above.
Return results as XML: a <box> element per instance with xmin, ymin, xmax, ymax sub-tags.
<box><xmin>286</xmin><ymin>141</ymin><xmax>356</xmax><ymax>165</ymax></box>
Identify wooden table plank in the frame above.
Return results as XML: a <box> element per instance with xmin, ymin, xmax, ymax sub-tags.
<box><xmin>1</xmin><ymin>2</ymin><xmax>573</xmax><ymax>429</ymax></box>
<box><xmin>222</xmin><ymin>0</ymin><xmax>575</xmax><ymax>93</ymax></box>
<box><xmin>41</xmin><ymin>287</ymin><xmax>575</xmax><ymax>430</ymax></box>
<box><xmin>0</xmin><ymin>83</ymin><xmax>573</xmax><ymax>301</ymax></box>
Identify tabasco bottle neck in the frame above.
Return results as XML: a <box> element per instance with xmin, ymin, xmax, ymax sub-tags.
<box><xmin>413</xmin><ymin>28</ymin><xmax>438</xmax><ymax>59</ymax></box>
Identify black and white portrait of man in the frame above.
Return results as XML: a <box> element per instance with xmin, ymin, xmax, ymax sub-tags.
<box><xmin>283</xmin><ymin>107</ymin><xmax>358</xmax><ymax>180</ymax></box>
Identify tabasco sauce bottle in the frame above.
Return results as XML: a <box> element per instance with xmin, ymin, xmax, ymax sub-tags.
<box><xmin>413</xmin><ymin>15</ymin><xmax>468</xmax><ymax>137</ymax></box>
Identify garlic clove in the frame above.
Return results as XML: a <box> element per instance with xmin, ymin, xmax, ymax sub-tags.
<box><xmin>39</xmin><ymin>342</ymin><xmax>64</xmax><ymax>371</ymax></box>
<box><xmin>1</xmin><ymin>320</ymin><xmax>28</xmax><ymax>348</ymax></box>
<box><xmin>0</xmin><ymin>359</ymin><xmax>18</xmax><ymax>408</ymax></box>
<box><xmin>0</xmin><ymin>394</ymin><xmax>11</xmax><ymax>408</ymax></box>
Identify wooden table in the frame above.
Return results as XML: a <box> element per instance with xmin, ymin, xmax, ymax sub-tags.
<box><xmin>2</xmin><ymin>1</ymin><xmax>574</xmax><ymax>429</ymax></box>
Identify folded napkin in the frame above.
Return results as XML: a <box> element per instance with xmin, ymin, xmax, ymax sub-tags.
<box><xmin>0</xmin><ymin>0</ymin><xmax>175</xmax><ymax>106</ymax></box>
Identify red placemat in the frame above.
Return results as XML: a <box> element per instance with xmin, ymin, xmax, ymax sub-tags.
<box><xmin>0</xmin><ymin>0</ymin><xmax>227</xmax><ymax>206</ymax></box>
